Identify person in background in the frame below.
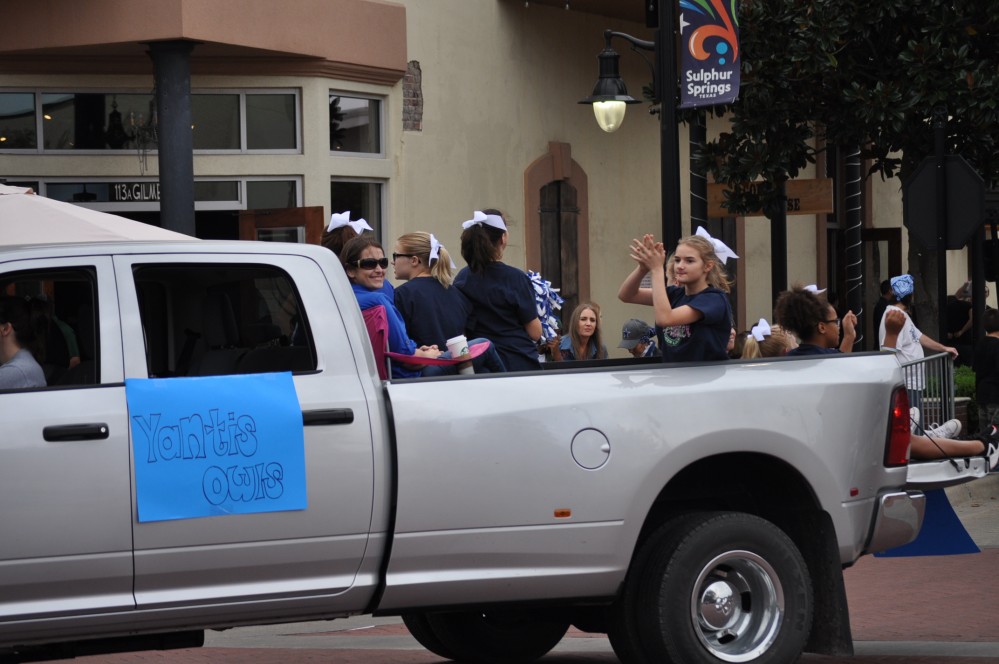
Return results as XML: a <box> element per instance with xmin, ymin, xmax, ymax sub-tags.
<box><xmin>0</xmin><ymin>296</ymin><xmax>46</xmax><ymax>389</ymax></box>
<box><xmin>872</xmin><ymin>279</ymin><xmax>892</xmax><ymax>333</ymax></box>
<box><xmin>946</xmin><ymin>281</ymin><xmax>977</xmax><ymax>367</ymax></box>
<box><xmin>618</xmin><ymin>227</ymin><xmax>735</xmax><ymax>363</ymax></box>
<box><xmin>776</xmin><ymin>287</ymin><xmax>997</xmax><ymax>464</ymax></box>
<box><xmin>740</xmin><ymin>319</ymin><xmax>797</xmax><ymax>358</ymax></box>
<box><xmin>974</xmin><ymin>308</ymin><xmax>999</xmax><ymax>429</ymax></box>
<box><xmin>454</xmin><ymin>210</ymin><xmax>542</xmax><ymax>372</ymax></box>
<box><xmin>878</xmin><ymin>274</ymin><xmax>958</xmax><ymax>416</ymax></box>
<box><xmin>618</xmin><ymin>318</ymin><xmax>661</xmax><ymax>358</ymax></box>
<box><xmin>551</xmin><ymin>302</ymin><xmax>608</xmax><ymax>361</ymax></box>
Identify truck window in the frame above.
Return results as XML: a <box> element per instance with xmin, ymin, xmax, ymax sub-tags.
<box><xmin>0</xmin><ymin>267</ymin><xmax>99</xmax><ymax>389</ymax></box>
<box><xmin>133</xmin><ymin>264</ymin><xmax>317</xmax><ymax>378</ymax></box>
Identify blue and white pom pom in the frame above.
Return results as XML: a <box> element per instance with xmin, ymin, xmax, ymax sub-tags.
<box><xmin>527</xmin><ymin>270</ymin><xmax>564</xmax><ymax>342</ymax></box>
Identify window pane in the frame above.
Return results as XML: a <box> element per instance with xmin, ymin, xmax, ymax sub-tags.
<box><xmin>41</xmin><ymin>93</ymin><xmax>156</xmax><ymax>151</ymax></box>
<box><xmin>247</xmin><ymin>94</ymin><xmax>296</xmax><ymax>150</ymax></box>
<box><xmin>0</xmin><ymin>92</ymin><xmax>37</xmax><ymax>149</ymax></box>
<box><xmin>194</xmin><ymin>181</ymin><xmax>240</xmax><ymax>202</ymax></box>
<box><xmin>329</xmin><ymin>95</ymin><xmax>380</xmax><ymax>153</ymax></box>
<box><xmin>247</xmin><ymin>180</ymin><xmax>296</xmax><ymax>209</ymax></box>
<box><xmin>330</xmin><ymin>181</ymin><xmax>382</xmax><ymax>237</ymax></box>
<box><xmin>132</xmin><ymin>264</ymin><xmax>316</xmax><ymax>377</ymax></box>
<box><xmin>0</xmin><ymin>267</ymin><xmax>99</xmax><ymax>387</ymax></box>
<box><xmin>192</xmin><ymin>94</ymin><xmax>239</xmax><ymax>150</ymax></box>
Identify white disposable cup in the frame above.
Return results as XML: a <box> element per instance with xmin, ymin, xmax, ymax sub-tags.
<box><xmin>446</xmin><ymin>335</ymin><xmax>470</xmax><ymax>358</ymax></box>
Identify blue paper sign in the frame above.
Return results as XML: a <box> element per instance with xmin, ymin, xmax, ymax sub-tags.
<box><xmin>679</xmin><ymin>0</ymin><xmax>741</xmax><ymax>109</ymax></box>
<box><xmin>126</xmin><ymin>373</ymin><xmax>307</xmax><ymax>523</ymax></box>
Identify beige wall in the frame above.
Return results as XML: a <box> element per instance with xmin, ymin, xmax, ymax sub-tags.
<box><xmin>393</xmin><ymin>0</ymin><xmax>665</xmax><ymax>355</ymax></box>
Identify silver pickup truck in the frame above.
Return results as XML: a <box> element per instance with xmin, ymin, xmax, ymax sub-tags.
<box><xmin>0</xmin><ymin>240</ymin><xmax>986</xmax><ymax>664</ymax></box>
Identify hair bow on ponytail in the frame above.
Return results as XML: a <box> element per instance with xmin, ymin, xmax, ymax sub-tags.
<box><xmin>428</xmin><ymin>233</ymin><xmax>457</xmax><ymax>269</ymax></box>
<box><xmin>695</xmin><ymin>226</ymin><xmax>738</xmax><ymax>264</ymax></box>
<box><xmin>462</xmin><ymin>210</ymin><xmax>508</xmax><ymax>232</ymax></box>
<box><xmin>751</xmin><ymin>318</ymin><xmax>772</xmax><ymax>342</ymax></box>
<box><xmin>803</xmin><ymin>284</ymin><xmax>827</xmax><ymax>294</ymax></box>
<box><xmin>327</xmin><ymin>210</ymin><xmax>373</xmax><ymax>234</ymax></box>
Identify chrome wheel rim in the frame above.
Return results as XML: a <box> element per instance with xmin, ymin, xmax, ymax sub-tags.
<box><xmin>689</xmin><ymin>549</ymin><xmax>784</xmax><ymax>662</ymax></box>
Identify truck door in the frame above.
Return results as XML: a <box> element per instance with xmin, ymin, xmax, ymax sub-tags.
<box><xmin>114</xmin><ymin>252</ymin><xmax>375</xmax><ymax>613</ymax></box>
<box><xmin>0</xmin><ymin>258</ymin><xmax>134</xmax><ymax>633</ymax></box>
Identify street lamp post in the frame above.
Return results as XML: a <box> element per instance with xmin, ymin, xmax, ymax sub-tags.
<box><xmin>580</xmin><ymin>4</ymin><xmax>682</xmax><ymax>249</ymax></box>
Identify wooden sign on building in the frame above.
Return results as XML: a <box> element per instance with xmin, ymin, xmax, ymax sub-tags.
<box><xmin>708</xmin><ymin>178</ymin><xmax>834</xmax><ymax>217</ymax></box>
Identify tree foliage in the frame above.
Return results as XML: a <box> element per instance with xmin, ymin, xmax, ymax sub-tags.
<box><xmin>695</xmin><ymin>0</ymin><xmax>999</xmax><ymax>216</ymax></box>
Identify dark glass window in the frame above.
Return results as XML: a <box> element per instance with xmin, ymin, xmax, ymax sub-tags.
<box><xmin>0</xmin><ymin>92</ymin><xmax>37</xmax><ymax>149</ymax></box>
<box><xmin>41</xmin><ymin>93</ymin><xmax>157</xmax><ymax>151</ymax></box>
<box><xmin>330</xmin><ymin>181</ymin><xmax>382</xmax><ymax>236</ymax></box>
<box><xmin>247</xmin><ymin>180</ymin><xmax>297</xmax><ymax>209</ymax></box>
<box><xmin>133</xmin><ymin>264</ymin><xmax>316</xmax><ymax>377</ymax></box>
<box><xmin>247</xmin><ymin>94</ymin><xmax>296</xmax><ymax>150</ymax></box>
<box><xmin>192</xmin><ymin>94</ymin><xmax>240</xmax><ymax>150</ymax></box>
<box><xmin>329</xmin><ymin>95</ymin><xmax>380</xmax><ymax>153</ymax></box>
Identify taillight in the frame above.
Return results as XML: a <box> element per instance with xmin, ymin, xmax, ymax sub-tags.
<box><xmin>885</xmin><ymin>386</ymin><xmax>910</xmax><ymax>466</ymax></box>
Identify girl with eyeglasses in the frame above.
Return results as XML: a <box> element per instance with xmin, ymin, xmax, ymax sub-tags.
<box><xmin>0</xmin><ymin>296</ymin><xmax>46</xmax><ymax>390</ymax></box>
<box><xmin>342</xmin><ymin>236</ymin><xmax>504</xmax><ymax>378</ymax></box>
<box><xmin>453</xmin><ymin>209</ymin><xmax>543</xmax><ymax>372</ymax></box>
<box><xmin>773</xmin><ymin>285</ymin><xmax>999</xmax><ymax>467</ymax></box>
<box><xmin>774</xmin><ymin>285</ymin><xmax>857</xmax><ymax>356</ymax></box>
<box><xmin>391</xmin><ymin>231</ymin><xmax>471</xmax><ymax>349</ymax></box>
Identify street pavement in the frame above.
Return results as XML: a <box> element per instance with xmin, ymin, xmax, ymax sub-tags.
<box><xmin>76</xmin><ymin>475</ymin><xmax>999</xmax><ymax>663</ymax></box>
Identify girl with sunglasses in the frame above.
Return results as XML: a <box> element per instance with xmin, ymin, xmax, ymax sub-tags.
<box><xmin>342</xmin><ymin>236</ymin><xmax>503</xmax><ymax>378</ymax></box>
<box><xmin>453</xmin><ymin>210</ymin><xmax>543</xmax><ymax>372</ymax></box>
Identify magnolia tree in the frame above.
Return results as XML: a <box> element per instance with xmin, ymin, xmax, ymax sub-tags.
<box><xmin>695</xmin><ymin>0</ymin><xmax>999</xmax><ymax>327</ymax></box>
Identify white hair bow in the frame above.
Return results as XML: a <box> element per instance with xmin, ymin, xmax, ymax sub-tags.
<box><xmin>695</xmin><ymin>226</ymin><xmax>738</xmax><ymax>264</ymax></box>
<box><xmin>803</xmin><ymin>284</ymin><xmax>827</xmax><ymax>294</ymax></box>
<box><xmin>751</xmin><ymin>318</ymin><xmax>772</xmax><ymax>342</ymax></box>
<box><xmin>462</xmin><ymin>210</ymin><xmax>508</xmax><ymax>232</ymax></box>
<box><xmin>327</xmin><ymin>211</ymin><xmax>373</xmax><ymax>233</ymax></box>
<box><xmin>428</xmin><ymin>233</ymin><xmax>457</xmax><ymax>269</ymax></box>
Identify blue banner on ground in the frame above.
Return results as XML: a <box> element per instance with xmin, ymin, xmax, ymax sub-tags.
<box><xmin>679</xmin><ymin>0</ymin><xmax>740</xmax><ymax>109</ymax></box>
<box><xmin>126</xmin><ymin>373</ymin><xmax>307</xmax><ymax>523</ymax></box>
<box><xmin>875</xmin><ymin>488</ymin><xmax>980</xmax><ymax>557</ymax></box>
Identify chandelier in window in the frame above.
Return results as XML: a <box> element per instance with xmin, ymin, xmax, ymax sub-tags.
<box><xmin>105</xmin><ymin>93</ymin><xmax>158</xmax><ymax>175</ymax></box>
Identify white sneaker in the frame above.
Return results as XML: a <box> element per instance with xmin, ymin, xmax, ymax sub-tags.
<box><xmin>910</xmin><ymin>407</ymin><xmax>920</xmax><ymax>434</ymax></box>
<box><xmin>924</xmin><ymin>419</ymin><xmax>962</xmax><ymax>439</ymax></box>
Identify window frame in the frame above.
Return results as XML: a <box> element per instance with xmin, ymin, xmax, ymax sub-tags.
<box><xmin>0</xmin><ymin>88</ymin><xmax>301</xmax><ymax>155</ymax></box>
<box><xmin>328</xmin><ymin>91</ymin><xmax>385</xmax><ymax>158</ymax></box>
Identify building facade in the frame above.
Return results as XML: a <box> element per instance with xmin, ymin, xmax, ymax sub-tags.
<box><xmin>0</xmin><ymin>0</ymin><xmax>975</xmax><ymax>353</ymax></box>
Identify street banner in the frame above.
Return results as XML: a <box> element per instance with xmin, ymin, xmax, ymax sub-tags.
<box><xmin>679</xmin><ymin>0</ymin><xmax>740</xmax><ymax>109</ymax></box>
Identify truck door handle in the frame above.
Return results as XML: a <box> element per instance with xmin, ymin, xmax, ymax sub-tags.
<box><xmin>302</xmin><ymin>409</ymin><xmax>354</xmax><ymax>426</ymax></box>
<box><xmin>43</xmin><ymin>423</ymin><xmax>110</xmax><ymax>442</ymax></box>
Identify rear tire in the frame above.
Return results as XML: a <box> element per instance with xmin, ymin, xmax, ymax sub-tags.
<box><xmin>637</xmin><ymin>512</ymin><xmax>813</xmax><ymax>664</ymax></box>
<box><xmin>607</xmin><ymin>513</ymin><xmax>705</xmax><ymax>664</ymax></box>
<box><xmin>425</xmin><ymin>609</ymin><xmax>570</xmax><ymax>664</ymax></box>
<box><xmin>402</xmin><ymin>613</ymin><xmax>458</xmax><ymax>660</ymax></box>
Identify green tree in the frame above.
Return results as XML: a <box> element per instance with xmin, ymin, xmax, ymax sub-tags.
<box><xmin>697</xmin><ymin>0</ymin><xmax>999</xmax><ymax>323</ymax></box>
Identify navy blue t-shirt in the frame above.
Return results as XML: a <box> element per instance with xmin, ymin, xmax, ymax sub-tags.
<box><xmin>787</xmin><ymin>343</ymin><xmax>840</xmax><ymax>356</ymax></box>
<box><xmin>394</xmin><ymin>277</ymin><xmax>472</xmax><ymax>348</ymax></box>
<box><xmin>656</xmin><ymin>285</ymin><xmax>732</xmax><ymax>363</ymax></box>
<box><xmin>454</xmin><ymin>262</ymin><xmax>541</xmax><ymax>372</ymax></box>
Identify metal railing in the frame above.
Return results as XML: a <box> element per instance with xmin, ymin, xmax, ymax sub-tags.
<box><xmin>899</xmin><ymin>351</ymin><xmax>955</xmax><ymax>430</ymax></box>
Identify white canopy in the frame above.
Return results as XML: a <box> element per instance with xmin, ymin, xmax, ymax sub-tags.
<box><xmin>0</xmin><ymin>184</ymin><xmax>196</xmax><ymax>245</ymax></box>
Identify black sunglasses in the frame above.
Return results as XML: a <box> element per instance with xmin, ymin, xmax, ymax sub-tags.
<box><xmin>392</xmin><ymin>253</ymin><xmax>418</xmax><ymax>262</ymax></box>
<box><xmin>354</xmin><ymin>257</ymin><xmax>389</xmax><ymax>270</ymax></box>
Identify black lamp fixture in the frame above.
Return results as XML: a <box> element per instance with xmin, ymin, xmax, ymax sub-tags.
<box><xmin>579</xmin><ymin>0</ymin><xmax>683</xmax><ymax>249</ymax></box>
<box><xmin>578</xmin><ymin>32</ymin><xmax>649</xmax><ymax>133</ymax></box>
